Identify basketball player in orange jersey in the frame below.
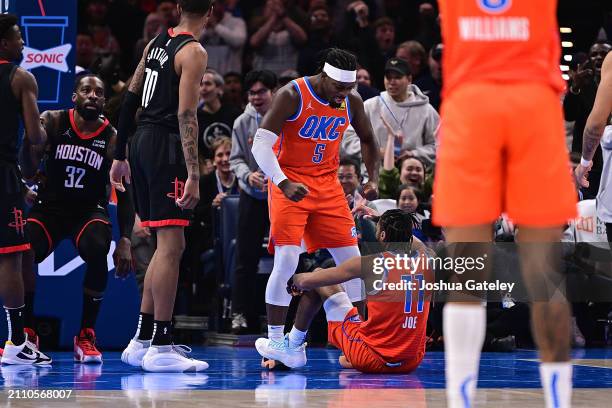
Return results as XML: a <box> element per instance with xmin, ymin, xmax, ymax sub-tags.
<box><xmin>284</xmin><ymin>210</ymin><xmax>433</xmax><ymax>373</ymax></box>
<box><xmin>434</xmin><ymin>1</ymin><xmax>577</xmax><ymax>407</ymax></box>
<box><xmin>251</xmin><ymin>48</ymin><xmax>380</xmax><ymax>363</ymax></box>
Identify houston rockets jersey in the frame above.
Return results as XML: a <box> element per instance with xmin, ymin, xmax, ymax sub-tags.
<box><xmin>274</xmin><ymin>77</ymin><xmax>352</xmax><ymax>180</ymax></box>
<box><xmin>439</xmin><ymin>0</ymin><xmax>565</xmax><ymax>95</ymax></box>
<box><xmin>38</xmin><ymin>109</ymin><xmax>113</xmax><ymax>206</ymax></box>
<box><xmin>360</xmin><ymin>251</ymin><xmax>433</xmax><ymax>362</ymax></box>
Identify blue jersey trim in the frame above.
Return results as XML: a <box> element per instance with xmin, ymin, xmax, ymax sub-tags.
<box><xmin>287</xmin><ymin>80</ymin><xmax>303</xmax><ymax>121</ymax></box>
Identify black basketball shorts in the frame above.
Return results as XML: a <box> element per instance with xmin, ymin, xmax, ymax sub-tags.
<box><xmin>27</xmin><ymin>202</ymin><xmax>111</xmax><ymax>258</ymax></box>
<box><xmin>0</xmin><ymin>163</ymin><xmax>30</xmax><ymax>254</ymax></box>
<box><xmin>129</xmin><ymin>124</ymin><xmax>192</xmax><ymax>228</ymax></box>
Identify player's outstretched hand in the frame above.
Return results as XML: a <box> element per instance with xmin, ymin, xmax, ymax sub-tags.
<box><xmin>177</xmin><ymin>177</ymin><xmax>200</xmax><ymax>209</ymax></box>
<box><xmin>361</xmin><ymin>180</ymin><xmax>378</xmax><ymax>201</ymax></box>
<box><xmin>574</xmin><ymin>162</ymin><xmax>592</xmax><ymax>188</ymax></box>
<box><xmin>113</xmin><ymin>237</ymin><xmax>132</xmax><ymax>279</ymax></box>
<box><xmin>279</xmin><ymin>179</ymin><xmax>309</xmax><ymax>202</ymax></box>
<box><xmin>110</xmin><ymin>159</ymin><xmax>131</xmax><ymax>192</ymax></box>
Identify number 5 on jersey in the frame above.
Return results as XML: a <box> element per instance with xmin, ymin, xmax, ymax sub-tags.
<box><xmin>142</xmin><ymin>68</ymin><xmax>159</xmax><ymax>108</ymax></box>
<box><xmin>312</xmin><ymin>143</ymin><xmax>326</xmax><ymax>164</ymax></box>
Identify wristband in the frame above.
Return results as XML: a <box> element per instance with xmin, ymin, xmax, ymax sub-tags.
<box><xmin>580</xmin><ymin>157</ymin><xmax>592</xmax><ymax>167</ymax></box>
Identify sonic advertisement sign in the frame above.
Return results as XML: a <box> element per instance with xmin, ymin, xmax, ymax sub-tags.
<box><xmin>21</xmin><ymin>16</ymin><xmax>72</xmax><ymax>104</ymax></box>
<box><xmin>1</xmin><ymin>1</ymin><xmax>139</xmax><ymax>348</ymax></box>
<box><xmin>6</xmin><ymin>0</ymin><xmax>76</xmax><ymax>109</ymax></box>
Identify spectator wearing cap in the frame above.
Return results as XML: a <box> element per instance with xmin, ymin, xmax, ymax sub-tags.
<box><xmin>199</xmin><ymin>0</ymin><xmax>247</xmax><ymax>75</ymax></box>
<box><xmin>229</xmin><ymin>70</ymin><xmax>278</xmax><ymax>334</ymax></box>
<box><xmin>364</xmin><ymin>57</ymin><xmax>439</xmax><ymax>166</ymax></box>
<box><xmin>197</xmin><ymin>69</ymin><xmax>243</xmax><ymax>159</ymax></box>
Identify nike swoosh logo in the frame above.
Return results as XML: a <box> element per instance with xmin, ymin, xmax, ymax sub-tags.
<box><xmin>16</xmin><ymin>351</ymin><xmax>40</xmax><ymax>360</ymax></box>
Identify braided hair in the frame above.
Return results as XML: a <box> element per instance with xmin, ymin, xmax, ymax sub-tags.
<box><xmin>316</xmin><ymin>48</ymin><xmax>358</xmax><ymax>73</ymax></box>
<box><xmin>379</xmin><ymin>209</ymin><xmax>415</xmax><ymax>243</ymax></box>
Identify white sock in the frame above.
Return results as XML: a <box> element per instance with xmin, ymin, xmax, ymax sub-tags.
<box><xmin>444</xmin><ymin>303</ymin><xmax>486</xmax><ymax>408</ymax></box>
<box><xmin>540</xmin><ymin>362</ymin><xmax>572</xmax><ymax>408</ymax></box>
<box><xmin>267</xmin><ymin>325</ymin><xmax>284</xmax><ymax>343</ymax></box>
<box><xmin>288</xmin><ymin>326</ymin><xmax>307</xmax><ymax>348</ymax></box>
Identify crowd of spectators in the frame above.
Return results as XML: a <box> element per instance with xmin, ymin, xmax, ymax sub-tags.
<box><xmin>76</xmin><ymin>0</ymin><xmax>612</xmax><ymax>345</ymax></box>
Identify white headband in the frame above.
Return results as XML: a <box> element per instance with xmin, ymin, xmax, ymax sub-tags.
<box><xmin>323</xmin><ymin>62</ymin><xmax>356</xmax><ymax>83</ymax></box>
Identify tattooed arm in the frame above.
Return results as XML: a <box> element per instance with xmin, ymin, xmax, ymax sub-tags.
<box><xmin>174</xmin><ymin>41</ymin><xmax>208</xmax><ymax>209</ymax></box>
<box><xmin>575</xmin><ymin>53</ymin><xmax>612</xmax><ymax>188</ymax></box>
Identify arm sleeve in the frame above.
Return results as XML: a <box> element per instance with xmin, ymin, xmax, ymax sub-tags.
<box><xmin>114</xmin><ymin>91</ymin><xmax>140</xmax><ymax>160</ymax></box>
<box><xmin>251</xmin><ymin>128</ymin><xmax>288</xmax><ymax>186</ymax></box>
<box><xmin>116</xmin><ymin>183</ymin><xmax>135</xmax><ymax>239</ymax></box>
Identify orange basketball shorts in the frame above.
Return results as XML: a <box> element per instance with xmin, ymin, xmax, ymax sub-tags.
<box><xmin>433</xmin><ymin>81</ymin><xmax>577</xmax><ymax>227</ymax></box>
<box><xmin>327</xmin><ymin>307</ymin><xmax>424</xmax><ymax>374</ymax></box>
<box><xmin>268</xmin><ymin>171</ymin><xmax>358</xmax><ymax>253</ymax></box>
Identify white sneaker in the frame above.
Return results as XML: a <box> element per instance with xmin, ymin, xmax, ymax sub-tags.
<box><xmin>1</xmin><ymin>334</ymin><xmax>52</xmax><ymax>366</ymax></box>
<box><xmin>122</xmin><ymin>338</ymin><xmax>151</xmax><ymax>367</ymax></box>
<box><xmin>255</xmin><ymin>335</ymin><xmax>306</xmax><ymax>369</ymax></box>
<box><xmin>141</xmin><ymin>345</ymin><xmax>209</xmax><ymax>373</ymax></box>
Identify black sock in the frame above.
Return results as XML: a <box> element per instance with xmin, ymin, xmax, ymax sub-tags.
<box><xmin>152</xmin><ymin>320</ymin><xmax>172</xmax><ymax>346</ymax></box>
<box><xmin>4</xmin><ymin>305</ymin><xmax>25</xmax><ymax>345</ymax></box>
<box><xmin>81</xmin><ymin>292</ymin><xmax>103</xmax><ymax>330</ymax></box>
<box><xmin>24</xmin><ymin>292</ymin><xmax>35</xmax><ymax>329</ymax></box>
<box><xmin>136</xmin><ymin>312</ymin><xmax>154</xmax><ymax>341</ymax></box>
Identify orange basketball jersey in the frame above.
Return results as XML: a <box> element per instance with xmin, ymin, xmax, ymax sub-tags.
<box><xmin>274</xmin><ymin>77</ymin><xmax>351</xmax><ymax>180</ymax></box>
<box><xmin>439</xmin><ymin>0</ymin><xmax>565</xmax><ymax>96</ymax></box>
<box><xmin>360</xmin><ymin>251</ymin><xmax>433</xmax><ymax>362</ymax></box>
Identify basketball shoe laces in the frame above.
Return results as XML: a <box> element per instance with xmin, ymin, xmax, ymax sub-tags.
<box><xmin>170</xmin><ymin>344</ymin><xmax>193</xmax><ymax>358</ymax></box>
<box><xmin>78</xmin><ymin>332</ymin><xmax>98</xmax><ymax>353</ymax></box>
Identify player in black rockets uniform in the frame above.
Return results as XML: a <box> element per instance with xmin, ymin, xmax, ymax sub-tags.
<box><xmin>110</xmin><ymin>0</ymin><xmax>213</xmax><ymax>372</ymax></box>
<box><xmin>20</xmin><ymin>74</ymin><xmax>134</xmax><ymax>364</ymax></box>
<box><xmin>110</xmin><ymin>0</ymin><xmax>211</xmax><ymax>373</ymax></box>
<box><xmin>0</xmin><ymin>14</ymin><xmax>51</xmax><ymax>366</ymax></box>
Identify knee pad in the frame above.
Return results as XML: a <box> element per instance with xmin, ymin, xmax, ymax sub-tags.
<box><xmin>77</xmin><ymin>221</ymin><xmax>111</xmax><ymax>293</ymax></box>
<box><xmin>341</xmin><ymin>278</ymin><xmax>365</xmax><ymax>302</ymax></box>
<box><xmin>323</xmin><ymin>292</ymin><xmax>354</xmax><ymax>322</ymax></box>
<box><xmin>328</xmin><ymin>246</ymin><xmax>361</xmax><ymax>265</ymax></box>
<box><xmin>26</xmin><ymin>220</ymin><xmax>52</xmax><ymax>263</ymax></box>
<box><xmin>265</xmin><ymin>245</ymin><xmax>303</xmax><ymax>306</ymax></box>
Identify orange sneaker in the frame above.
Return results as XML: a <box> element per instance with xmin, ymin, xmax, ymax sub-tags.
<box><xmin>74</xmin><ymin>328</ymin><xmax>102</xmax><ymax>364</ymax></box>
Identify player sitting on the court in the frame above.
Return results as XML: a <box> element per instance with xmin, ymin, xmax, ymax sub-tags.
<box><xmin>257</xmin><ymin>210</ymin><xmax>433</xmax><ymax>373</ymax></box>
<box><xmin>18</xmin><ymin>73</ymin><xmax>134</xmax><ymax>364</ymax></box>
